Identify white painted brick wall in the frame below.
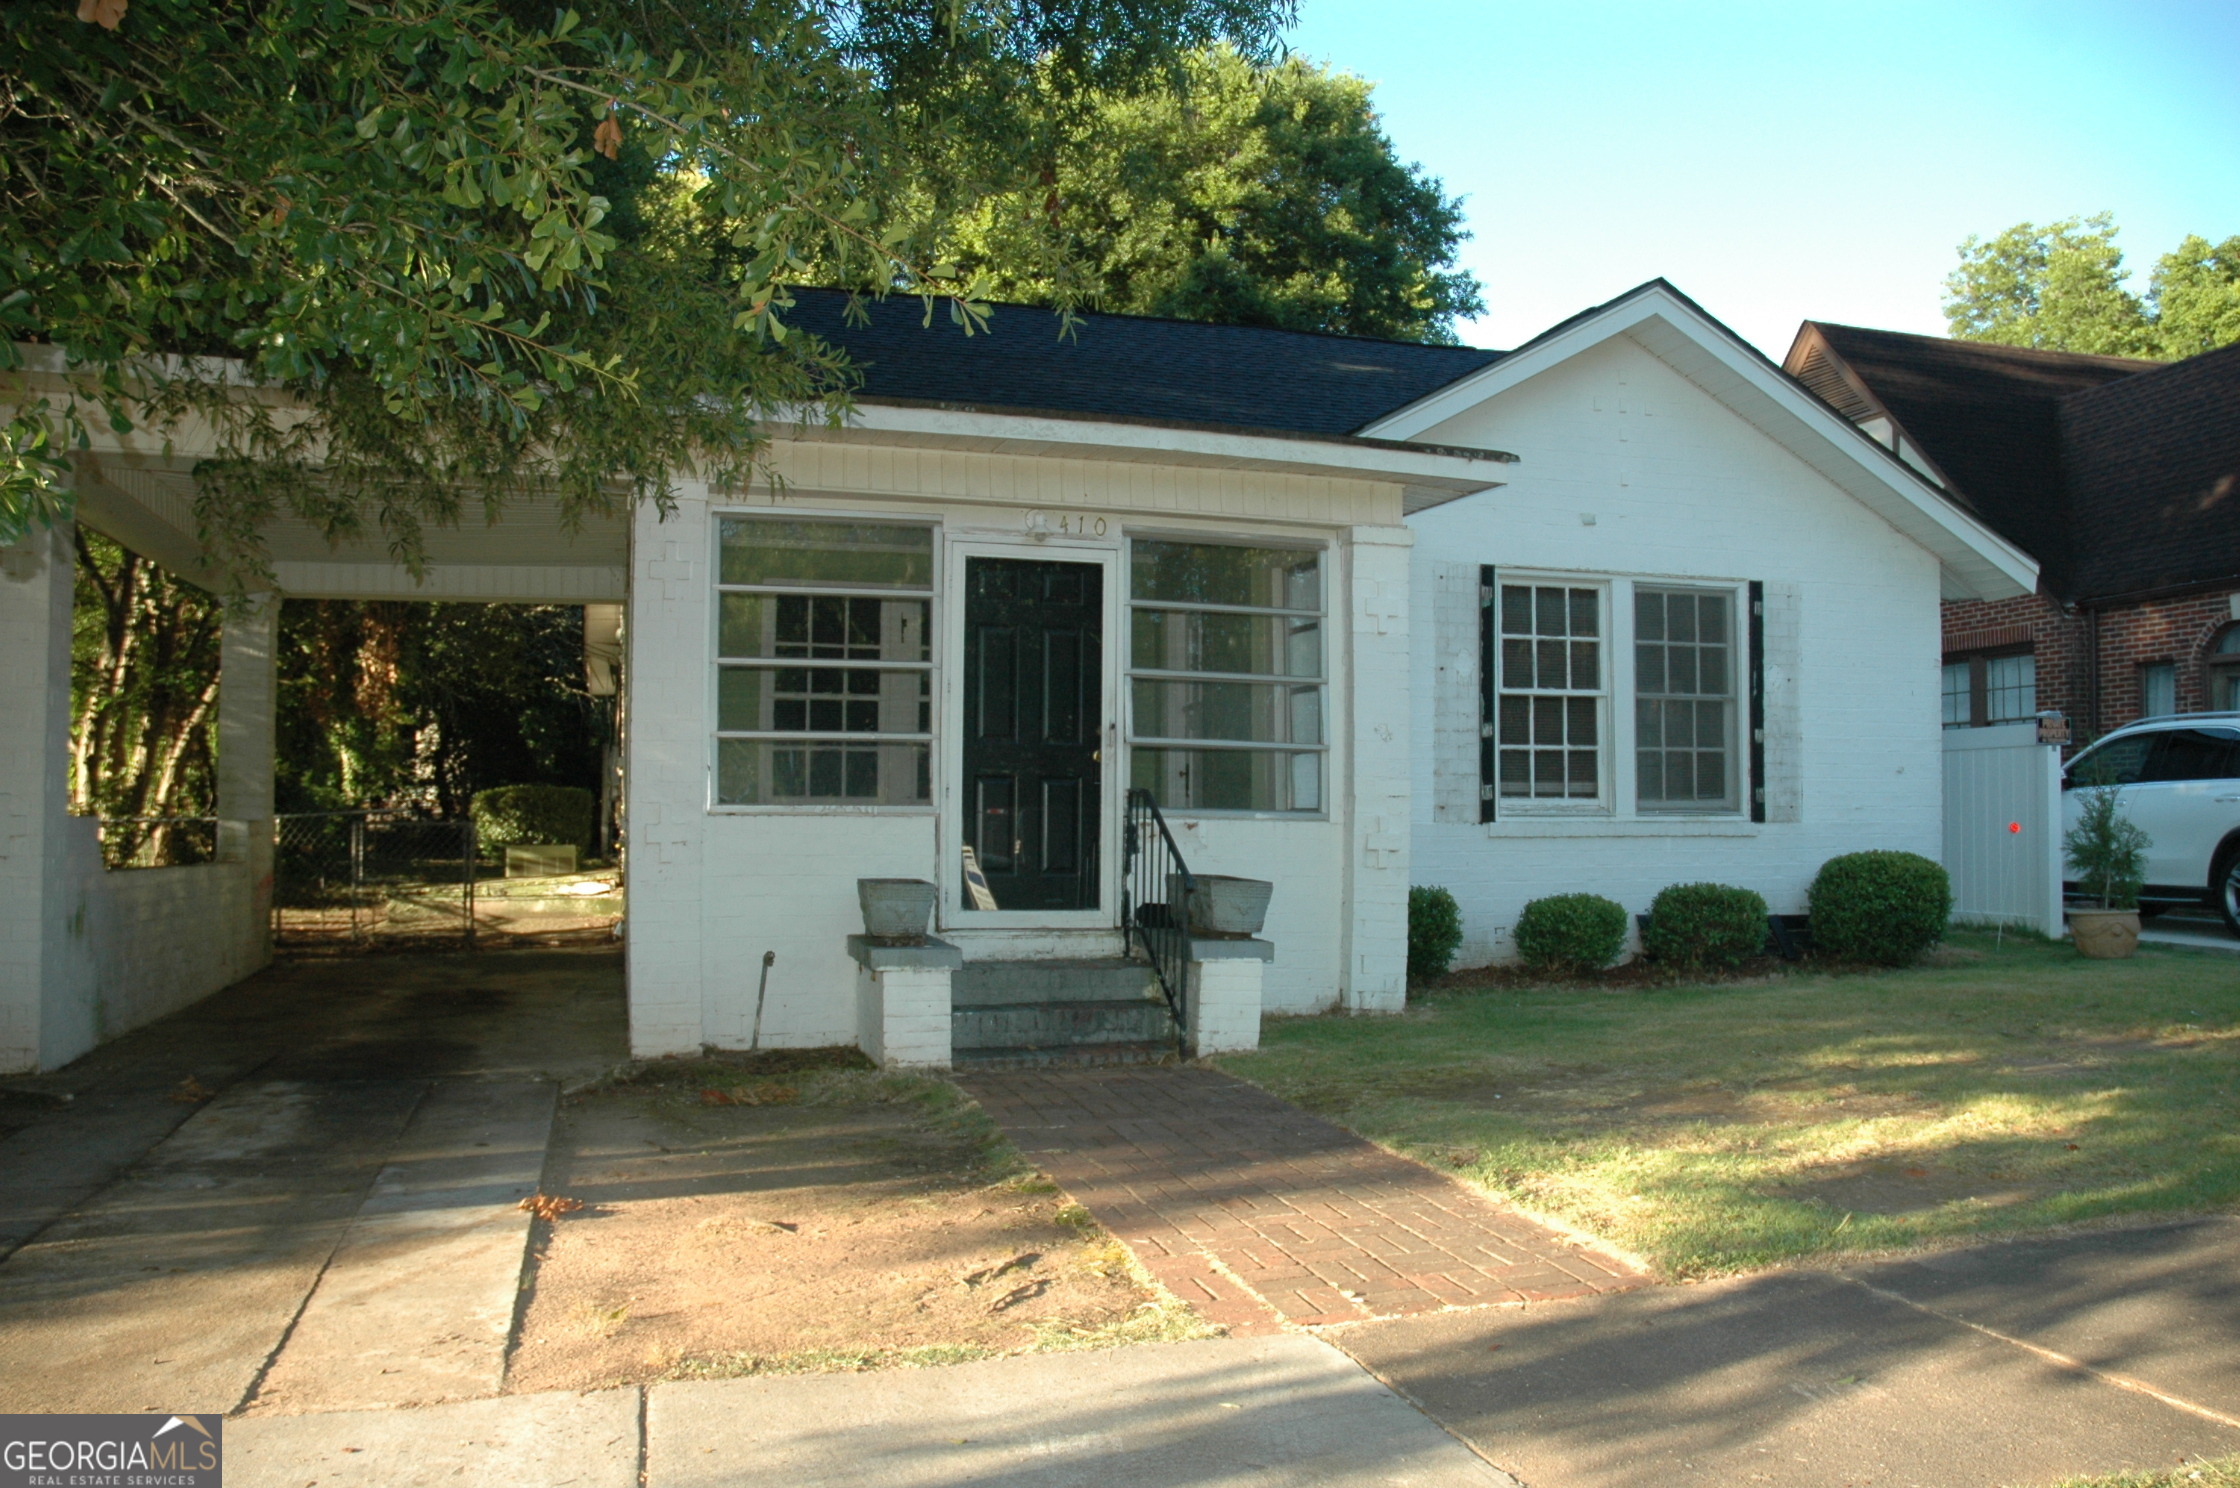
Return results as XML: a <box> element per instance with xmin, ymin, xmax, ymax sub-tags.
<box><xmin>856</xmin><ymin>965</ymin><xmax>953</xmax><ymax>1068</ymax></box>
<box><xmin>623</xmin><ymin>478</ymin><xmax>1390</xmax><ymax>1054</ymax></box>
<box><xmin>1187</xmin><ymin>956</ymin><xmax>1263</xmax><ymax>1054</ymax></box>
<box><xmin>1405</xmin><ymin>334</ymin><xmax>1946</xmax><ymax>967</ymax></box>
<box><xmin>1343</xmin><ymin>527</ymin><xmax>1412</xmax><ymax>1012</ymax></box>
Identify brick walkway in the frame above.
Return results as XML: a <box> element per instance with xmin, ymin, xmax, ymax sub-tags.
<box><xmin>958</xmin><ymin>1066</ymin><xmax>1645</xmax><ymax>1334</ymax></box>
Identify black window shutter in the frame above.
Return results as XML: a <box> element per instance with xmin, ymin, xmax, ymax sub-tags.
<box><xmin>1748</xmin><ymin>580</ymin><xmax>1766</xmax><ymax>824</ymax></box>
<box><xmin>1480</xmin><ymin>565</ymin><xmax>1497</xmax><ymax>822</ymax></box>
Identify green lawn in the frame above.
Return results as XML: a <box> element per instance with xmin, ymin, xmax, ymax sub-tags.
<box><xmin>2047</xmin><ymin>1456</ymin><xmax>2240</xmax><ymax>1488</ymax></box>
<box><xmin>1213</xmin><ymin>932</ymin><xmax>2240</xmax><ymax>1279</ymax></box>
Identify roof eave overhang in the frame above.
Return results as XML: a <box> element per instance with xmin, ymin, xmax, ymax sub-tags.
<box><xmin>1356</xmin><ymin>287</ymin><xmax>2039</xmax><ymax>601</ymax></box>
<box><xmin>771</xmin><ymin>400</ymin><xmax>1511</xmax><ymax>513</ymax></box>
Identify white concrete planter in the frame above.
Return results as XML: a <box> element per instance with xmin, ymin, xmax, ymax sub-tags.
<box><xmin>1171</xmin><ymin>874</ymin><xmax>1275</xmax><ymax>937</ymax></box>
<box><xmin>857</xmin><ymin>878</ymin><xmax>937</xmax><ymax>944</ymax></box>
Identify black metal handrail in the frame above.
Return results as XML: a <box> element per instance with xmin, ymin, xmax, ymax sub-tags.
<box><xmin>1121</xmin><ymin>787</ymin><xmax>1194</xmax><ymax>1054</ymax></box>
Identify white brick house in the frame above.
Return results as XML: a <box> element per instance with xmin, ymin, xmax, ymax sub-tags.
<box><xmin>1373</xmin><ymin>283</ymin><xmax>2037</xmax><ymax>965</ymax></box>
<box><xmin>1</xmin><ymin>281</ymin><xmax>2036</xmax><ymax>1072</ymax></box>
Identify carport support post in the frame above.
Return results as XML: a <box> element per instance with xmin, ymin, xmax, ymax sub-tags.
<box><xmin>0</xmin><ymin>520</ymin><xmax>99</xmax><ymax>1073</ymax></box>
<box><xmin>217</xmin><ymin>593</ymin><xmax>279</xmax><ymax>973</ymax></box>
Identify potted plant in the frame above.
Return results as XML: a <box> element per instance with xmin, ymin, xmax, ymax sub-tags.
<box><xmin>2063</xmin><ymin>776</ymin><xmax>2151</xmax><ymax>960</ymax></box>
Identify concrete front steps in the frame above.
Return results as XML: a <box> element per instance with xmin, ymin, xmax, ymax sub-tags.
<box><xmin>950</xmin><ymin>958</ymin><xmax>1183</xmax><ymax>1068</ymax></box>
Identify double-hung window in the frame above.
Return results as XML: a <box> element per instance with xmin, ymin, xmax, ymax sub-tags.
<box><xmin>713</xmin><ymin>518</ymin><xmax>933</xmax><ymax>806</ymax></box>
<box><xmin>1941</xmin><ymin>648</ymin><xmax>2037</xmax><ymax>729</ymax></box>
<box><xmin>1128</xmin><ymin>539</ymin><xmax>1325</xmax><ymax>813</ymax></box>
<box><xmin>1480</xmin><ymin>573</ymin><xmax>1756</xmax><ymax>819</ymax></box>
<box><xmin>1492</xmin><ymin>582</ymin><xmax>1604</xmax><ymax>805</ymax></box>
<box><xmin>1634</xmin><ymin>587</ymin><xmax>1737</xmax><ymax>812</ymax></box>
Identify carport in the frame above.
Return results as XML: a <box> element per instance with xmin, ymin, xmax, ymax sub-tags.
<box><xmin>1</xmin><ymin>342</ymin><xmax>627</xmax><ymax>1073</ymax></box>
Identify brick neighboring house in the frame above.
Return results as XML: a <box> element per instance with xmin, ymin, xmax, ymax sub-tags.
<box><xmin>1782</xmin><ymin>325</ymin><xmax>2240</xmax><ymax>744</ymax></box>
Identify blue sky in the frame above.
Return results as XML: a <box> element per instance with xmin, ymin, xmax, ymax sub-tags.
<box><xmin>1283</xmin><ymin>1</ymin><xmax>2240</xmax><ymax>355</ymax></box>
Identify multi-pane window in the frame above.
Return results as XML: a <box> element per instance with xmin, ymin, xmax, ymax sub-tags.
<box><xmin>1635</xmin><ymin>588</ymin><xmax>1735</xmax><ymax>811</ymax></box>
<box><xmin>1494</xmin><ymin>584</ymin><xmax>1602</xmax><ymax>802</ymax></box>
<box><xmin>1985</xmin><ymin>653</ymin><xmax>2036</xmax><ymax>723</ymax></box>
<box><xmin>1941</xmin><ymin>661</ymin><xmax>1972</xmax><ymax>728</ymax></box>
<box><xmin>1943</xmin><ymin>649</ymin><xmax>2037</xmax><ymax>728</ymax></box>
<box><xmin>714</xmin><ymin>519</ymin><xmax>933</xmax><ymax>806</ymax></box>
<box><xmin>1128</xmin><ymin>540</ymin><xmax>1324</xmax><ymax>812</ymax></box>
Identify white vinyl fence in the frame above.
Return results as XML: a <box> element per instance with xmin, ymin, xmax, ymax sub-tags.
<box><xmin>1942</xmin><ymin>721</ymin><xmax>2065</xmax><ymax>938</ymax></box>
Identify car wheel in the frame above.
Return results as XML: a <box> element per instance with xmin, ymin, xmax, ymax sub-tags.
<box><xmin>2220</xmin><ymin>854</ymin><xmax>2240</xmax><ymax>938</ymax></box>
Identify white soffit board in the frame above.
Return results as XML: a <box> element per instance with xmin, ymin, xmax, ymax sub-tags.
<box><xmin>1361</xmin><ymin>288</ymin><xmax>2039</xmax><ymax>602</ymax></box>
<box><xmin>811</xmin><ymin>403</ymin><xmax>1510</xmax><ymax>497</ymax></box>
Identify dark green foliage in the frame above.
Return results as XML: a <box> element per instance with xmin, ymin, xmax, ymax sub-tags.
<box><xmin>276</xmin><ymin>601</ymin><xmax>600</xmax><ymax>817</ymax></box>
<box><xmin>2063</xmin><ymin>787</ymin><xmax>2150</xmax><ymax>909</ymax></box>
<box><xmin>473</xmin><ymin>785</ymin><xmax>596</xmax><ymax>854</ymax></box>
<box><xmin>1513</xmin><ymin>893</ymin><xmax>1628</xmax><ymax>975</ymax></box>
<box><xmin>1808</xmin><ymin>852</ymin><xmax>1952</xmax><ymax>965</ymax></box>
<box><xmin>1643</xmin><ymin>883</ymin><xmax>1769</xmax><ymax>970</ymax></box>
<box><xmin>950</xmin><ymin>47</ymin><xmax>1482</xmax><ymax>343</ymax></box>
<box><xmin>1407</xmin><ymin>885</ymin><xmax>1464</xmax><ymax>980</ymax></box>
<box><xmin>3</xmin><ymin>0</ymin><xmax>1295</xmax><ymax>559</ymax></box>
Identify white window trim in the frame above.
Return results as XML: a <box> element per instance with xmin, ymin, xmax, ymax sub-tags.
<box><xmin>1122</xmin><ymin>532</ymin><xmax>1334</xmax><ymax>820</ymax></box>
<box><xmin>707</xmin><ymin>508</ymin><xmax>941</xmax><ymax>816</ymax></box>
<box><xmin>1486</xmin><ymin>571</ymin><xmax>1612</xmax><ymax>818</ymax></box>
<box><xmin>938</xmin><ymin>536</ymin><xmax>1123</xmax><ymax>929</ymax></box>
<box><xmin>1481</xmin><ymin>569</ymin><xmax>1756</xmax><ymax>835</ymax></box>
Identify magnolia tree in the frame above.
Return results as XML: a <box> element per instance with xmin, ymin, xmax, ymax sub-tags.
<box><xmin>0</xmin><ymin>0</ymin><xmax>1293</xmax><ymax>576</ymax></box>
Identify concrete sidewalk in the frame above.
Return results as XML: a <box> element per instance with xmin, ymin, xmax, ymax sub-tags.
<box><xmin>226</xmin><ymin>1334</ymin><xmax>1515</xmax><ymax>1488</ymax></box>
<box><xmin>1332</xmin><ymin>1216</ymin><xmax>2240</xmax><ymax>1488</ymax></box>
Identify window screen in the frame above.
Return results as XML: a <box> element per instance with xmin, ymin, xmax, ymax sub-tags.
<box><xmin>1635</xmin><ymin>588</ymin><xmax>1735</xmax><ymax>810</ymax></box>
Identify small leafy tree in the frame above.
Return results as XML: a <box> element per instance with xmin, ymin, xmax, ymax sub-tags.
<box><xmin>2064</xmin><ymin>786</ymin><xmax>2150</xmax><ymax>910</ymax></box>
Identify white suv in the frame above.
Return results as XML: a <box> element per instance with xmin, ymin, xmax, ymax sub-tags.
<box><xmin>2061</xmin><ymin>712</ymin><xmax>2240</xmax><ymax>934</ymax></box>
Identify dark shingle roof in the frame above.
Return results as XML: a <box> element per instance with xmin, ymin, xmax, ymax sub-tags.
<box><xmin>1794</xmin><ymin>324</ymin><xmax>2153</xmax><ymax>595</ymax></box>
<box><xmin>1794</xmin><ymin>323</ymin><xmax>2240</xmax><ymax>602</ymax></box>
<box><xmin>780</xmin><ymin>289</ymin><xmax>1503</xmax><ymax>439</ymax></box>
<box><xmin>2062</xmin><ymin>341</ymin><xmax>2240</xmax><ymax>601</ymax></box>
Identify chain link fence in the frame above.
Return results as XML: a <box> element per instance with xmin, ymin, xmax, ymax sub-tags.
<box><xmin>273</xmin><ymin>811</ymin><xmax>477</xmax><ymax>950</ymax></box>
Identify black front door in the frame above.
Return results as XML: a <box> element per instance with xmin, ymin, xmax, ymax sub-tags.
<box><xmin>961</xmin><ymin>557</ymin><xmax>1103</xmax><ymax>912</ymax></box>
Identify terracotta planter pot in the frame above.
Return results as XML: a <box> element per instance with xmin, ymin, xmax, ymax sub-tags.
<box><xmin>2068</xmin><ymin>908</ymin><xmax>2140</xmax><ymax>960</ymax></box>
<box><xmin>858</xmin><ymin>878</ymin><xmax>937</xmax><ymax>944</ymax></box>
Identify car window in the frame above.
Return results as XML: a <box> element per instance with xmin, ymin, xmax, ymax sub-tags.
<box><xmin>2141</xmin><ymin>728</ymin><xmax>2240</xmax><ymax>784</ymax></box>
<box><xmin>2066</xmin><ymin>734</ymin><xmax>2157</xmax><ymax>787</ymax></box>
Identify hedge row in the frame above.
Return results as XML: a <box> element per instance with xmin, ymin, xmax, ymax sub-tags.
<box><xmin>1407</xmin><ymin>851</ymin><xmax>1950</xmax><ymax>979</ymax></box>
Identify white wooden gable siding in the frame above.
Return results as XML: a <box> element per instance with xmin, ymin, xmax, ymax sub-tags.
<box><xmin>622</xmin><ymin>439</ymin><xmax>1428</xmax><ymax>1059</ymax></box>
<box><xmin>1402</xmin><ymin>328</ymin><xmax>1958</xmax><ymax>969</ymax></box>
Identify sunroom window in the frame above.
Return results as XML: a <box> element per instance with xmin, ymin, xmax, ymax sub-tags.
<box><xmin>1128</xmin><ymin>539</ymin><xmax>1324</xmax><ymax>813</ymax></box>
<box><xmin>713</xmin><ymin>518</ymin><xmax>933</xmax><ymax>806</ymax></box>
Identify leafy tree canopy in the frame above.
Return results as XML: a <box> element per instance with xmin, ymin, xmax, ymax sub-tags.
<box><xmin>941</xmin><ymin>46</ymin><xmax>1482</xmax><ymax>342</ymax></box>
<box><xmin>1942</xmin><ymin>212</ymin><xmax>2240</xmax><ymax>361</ymax></box>
<box><xmin>1</xmin><ymin>0</ymin><xmax>1293</xmax><ymax>570</ymax></box>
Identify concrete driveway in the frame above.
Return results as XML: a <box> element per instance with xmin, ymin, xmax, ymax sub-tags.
<box><xmin>0</xmin><ymin>948</ymin><xmax>625</xmax><ymax>1416</ymax></box>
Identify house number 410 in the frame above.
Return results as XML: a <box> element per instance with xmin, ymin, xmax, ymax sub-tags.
<box><xmin>1028</xmin><ymin>508</ymin><xmax>1108</xmax><ymax>537</ymax></box>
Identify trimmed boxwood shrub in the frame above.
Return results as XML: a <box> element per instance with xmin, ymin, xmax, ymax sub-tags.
<box><xmin>1513</xmin><ymin>893</ymin><xmax>1627</xmax><ymax>974</ymax></box>
<box><xmin>1408</xmin><ymin>885</ymin><xmax>1465</xmax><ymax>980</ymax></box>
<box><xmin>472</xmin><ymin>784</ymin><xmax>596</xmax><ymax>856</ymax></box>
<box><xmin>1808</xmin><ymin>850</ymin><xmax>1951</xmax><ymax>965</ymax></box>
<box><xmin>1643</xmin><ymin>883</ymin><xmax>1769</xmax><ymax>970</ymax></box>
